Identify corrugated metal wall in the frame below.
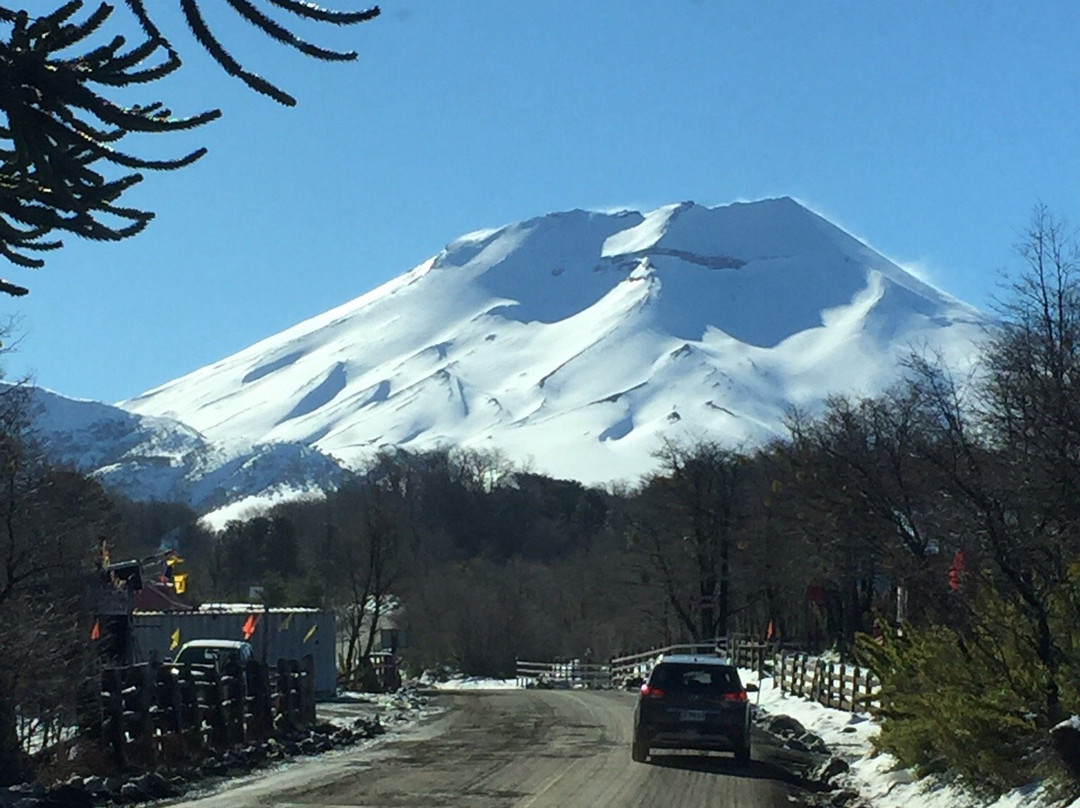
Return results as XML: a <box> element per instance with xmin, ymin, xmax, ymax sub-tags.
<box><xmin>131</xmin><ymin>608</ymin><xmax>336</xmax><ymax>696</ymax></box>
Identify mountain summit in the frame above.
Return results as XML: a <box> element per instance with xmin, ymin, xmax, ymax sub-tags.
<box><xmin>121</xmin><ymin>198</ymin><xmax>982</xmax><ymax>485</ymax></box>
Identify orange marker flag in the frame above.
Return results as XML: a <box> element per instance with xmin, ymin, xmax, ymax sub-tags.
<box><xmin>242</xmin><ymin>613</ymin><xmax>257</xmax><ymax>640</ymax></box>
<box><xmin>90</xmin><ymin>619</ymin><xmax>101</xmax><ymax>641</ymax></box>
<box><xmin>766</xmin><ymin>620</ymin><xmax>775</xmax><ymax>641</ymax></box>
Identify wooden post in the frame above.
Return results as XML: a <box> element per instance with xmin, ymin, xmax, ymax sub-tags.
<box><xmin>221</xmin><ymin>659</ymin><xmax>244</xmax><ymax>746</ymax></box>
<box><xmin>159</xmin><ymin>664</ymin><xmax>183</xmax><ymax>762</ymax></box>
<box><xmin>117</xmin><ymin>667</ymin><xmax>133</xmax><ymax>768</ymax></box>
<box><xmin>275</xmin><ymin>659</ymin><xmax>290</xmax><ymax>733</ymax></box>
<box><xmin>100</xmin><ymin>667</ymin><xmax>122</xmax><ymax>765</ymax></box>
<box><xmin>150</xmin><ymin>660</ymin><xmax>173</xmax><ymax>761</ymax></box>
<box><xmin>246</xmin><ymin>660</ymin><xmax>272</xmax><ymax>741</ymax></box>
<box><xmin>178</xmin><ymin>669</ymin><xmax>201</xmax><ymax>757</ymax></box>
<box><xmin>125</xmin><ymin>664</ymin><xmax>155</xmax><ymax>767</ymax></box>
<box><xmin>204</xmin><ymin>665</ymin><xmax>225</xmax><ymax>750</ymax></box>
<box><xmin>301</xmin><ymin>655</ymin><xmax>316</xmax><ymax>726</ymax></box>
<box><xmin>288</xmin><ymin>659</ymin><xmax>302</xmax><ymax>728</ymax></box>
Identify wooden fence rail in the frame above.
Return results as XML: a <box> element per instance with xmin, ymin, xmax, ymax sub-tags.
<box><xmin>607</xmin><ymin>637</ymin><xmax>777</xmax><ymax>688</ymax></box>
<box><xmin>609</xmin><ymin>642</ymin><xmax>720</xmax><ymax>688</ymax></box>
<box><xmin>776</xmin><ymin>651</ymin><xmax>879</xmax><ymax>712</ymax></box>
<box><xmin>100</xmin><ymin>655</ymin><xmax>315</xmax><ymax>768</ymax></box>
<box><xmin>516</xmin><ymin>640</ymin><xmax>879</xmax><ymax>716</ymax></box>
<box><xmin>515</xmin><ymin>660</ymin><xmax>613</xmax><ymax>689</ymax></box>
<box><xmin>516</xmin><ymin>637</ymin><xmax>779</xmax><ymax>691</ymax></box>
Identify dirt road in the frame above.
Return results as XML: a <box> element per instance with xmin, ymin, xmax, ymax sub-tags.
<box><xmin>170</xmin><ymin>689</ymin><xmax>809</xmax><ymax>808</ymax></box>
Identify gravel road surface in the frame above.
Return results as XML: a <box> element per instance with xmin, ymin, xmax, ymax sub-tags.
<box><xmin>168</xmin><ymin>689</ymin><xmax>809</xmax><ymax>808</ymax></box>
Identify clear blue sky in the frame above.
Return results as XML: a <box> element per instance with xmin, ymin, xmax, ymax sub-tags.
<box><xmin>6</xmin><ymin>1</ymin><xmax>1080</xmax><ymax>403</ymax></box>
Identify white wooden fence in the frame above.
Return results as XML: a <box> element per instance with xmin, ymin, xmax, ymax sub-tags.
<box><xmin>516</xmin><ymin>636</ymin><xmax>772</xmax><ymax>691</ymax></box>
<box><xmin>514</xmin><ymin>659</ymin><xmax>612</xmax><ymax>689</ymax></box>
<box><xmin>515</xmin><ymin>641</ymin><xmax>880</xmax><ymax>714</ymax></box>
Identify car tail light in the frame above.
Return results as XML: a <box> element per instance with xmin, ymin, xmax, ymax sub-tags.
<box><xmin>640</xmin><ymin>683</ymin><xmax>666</xmax><ymax>698</ymax></box>
<box><xmin>723</xmin><ymin>689</ymin><xmax>748</xmax><ymax>702</ymax></box>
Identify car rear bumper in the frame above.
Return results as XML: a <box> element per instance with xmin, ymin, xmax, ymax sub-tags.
<box><xmin>640</xmin><ymin>724</ymin><xmax>747</xmax><ymax>752</ymax></box>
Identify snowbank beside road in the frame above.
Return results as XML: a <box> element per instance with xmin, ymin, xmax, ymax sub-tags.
<box><xmin>423</xmin><ymin>675</ymin><xmax>520</xmax><ymax>690</ymax></box>
<box><xmin>743</xmin><ymin>669</ymin><xmax>1078</xmax><ymax>808</ymax></box>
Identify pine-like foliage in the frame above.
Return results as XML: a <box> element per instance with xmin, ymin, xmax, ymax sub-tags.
<box><xmin>857</xmin><ymin>571</ymin><xmax>1080</xmax><ymax>795</ymax></box>
<box><xmin>0</xmin><ymin>3</ymin><xmax>217</xmax><ymax>290</ymax></box>
<box><xmin>0</xmin><ymin>1</ymin><xmax>379</xmax><ymax>294</ymax></box>
<box><xmin>123</xmin><ymin>0</ymin><xmax>380</xmax><ymax>106</ymax></box>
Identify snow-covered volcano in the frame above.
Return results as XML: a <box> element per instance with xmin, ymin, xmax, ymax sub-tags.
<box><xmin>121</xmin><ymin>198</ymin><xmax>983</xmax><ymax>484</ymax></box>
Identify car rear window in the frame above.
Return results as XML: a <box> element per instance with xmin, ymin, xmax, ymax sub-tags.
<box><xmin>649</xmin><ymin>663</ymin><xmax>742</xmax><ymax>693</ymax></box>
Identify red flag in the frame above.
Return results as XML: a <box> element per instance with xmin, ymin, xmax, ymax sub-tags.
<box><xmin>242</xmin><ymin>613</ymin><xmax>257</xmax><ymax>640</ymax></box>
<box><xmin>948</xmin><ymin>549</ymin><xmax>966</xmax><ymax>590</ymax></box>
<box><xmin>90</xmin><ymin>619</ymin><xmax>101</xmax><ymax>641</ymax></box>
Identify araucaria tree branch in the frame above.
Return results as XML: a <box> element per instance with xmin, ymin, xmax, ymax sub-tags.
<box><xmin>0</xmin><ymin>1</ymin><xmax>380</xmax><ymax>293</ymax></box>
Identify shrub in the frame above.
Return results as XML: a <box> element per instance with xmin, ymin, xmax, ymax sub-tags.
<box><xmin>856</xmin><ymin>580</ymin><xmax>1068</xmax><ymax>794</ymax></box>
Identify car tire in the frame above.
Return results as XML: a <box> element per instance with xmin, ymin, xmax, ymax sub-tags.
<box><xmin>631</xmin><ymin>732</ymin><xmax>648</xmax><ymax>763</ymax></box>
<box><xmin>735</xmin><ymin>740</ymin><xmax>751</xmax><ymax>765</ymax></box>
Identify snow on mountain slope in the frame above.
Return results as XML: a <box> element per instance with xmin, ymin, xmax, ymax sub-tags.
<box><xmin>18</xmin><ymin>385</ymin><xmax>346</xmax><ymax>514</ymax></box>
<box><xmin>121</xmin><ymin>198</ymin><xmax>984</xmax><ymax>486</ymax></box>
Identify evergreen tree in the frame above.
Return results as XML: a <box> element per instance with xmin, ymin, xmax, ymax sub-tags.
<box><xmin>0</xmin><ymin>1</ymin><xmax>379</xmax><ymax>292</ymax></box>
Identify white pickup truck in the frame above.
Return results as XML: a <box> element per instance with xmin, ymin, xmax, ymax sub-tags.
<box><xmin>169</xmin><ymin>639</ymin><xmax>254</xmax><ymax>672</ymax></box>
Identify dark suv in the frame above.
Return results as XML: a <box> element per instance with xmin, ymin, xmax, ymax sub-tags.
<box><xmin>631</xmin><ymin>654</ymin><xmax>757</xmax><ymax>764</ymax></box>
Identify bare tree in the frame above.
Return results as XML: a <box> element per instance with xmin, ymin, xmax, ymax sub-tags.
<box><xmin>328</xmin><ymin>455</ymin><xmax>411</xmax><ymax>688</ymax></box>
<box><xmin>0</xmin><ymin>384</ymin><xmax>114</xmax><ymax>784</ymax></box>
<box><xmin>897</xmin><ymin>207</ymin><xmax>1080</xmax><ymax>722</ymax></box>
<box><xmin>625</xmin><ymin>440</ymin><xmax>746</xmax><ymax>642</ymax></box>
<box><xmin>771</xmin><ymin>388</ymin><xmax>964</xmax><ymax>645</ymax></box>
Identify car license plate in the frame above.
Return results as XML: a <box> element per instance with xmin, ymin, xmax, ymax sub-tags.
<box><xmin>680</xmin><ymin>710</ymin><xmax>708</xmax><ymax>721</ymax></box>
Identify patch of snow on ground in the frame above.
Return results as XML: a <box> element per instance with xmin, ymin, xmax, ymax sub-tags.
<box><xmin>425</xmin><ymin>676</ymin><xmax>520</xmax><ymax>691</ymax></box>
<box><xmin>318</xmin><ymin>688</ymin><xmax>444</xmax><ymax>738</ymax></box>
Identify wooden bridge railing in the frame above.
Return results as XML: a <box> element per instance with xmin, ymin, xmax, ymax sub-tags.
<box><xmin>515</xmin><ymin>639</ymin><xmax>879</xmax><ymax>715</ymax></box>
